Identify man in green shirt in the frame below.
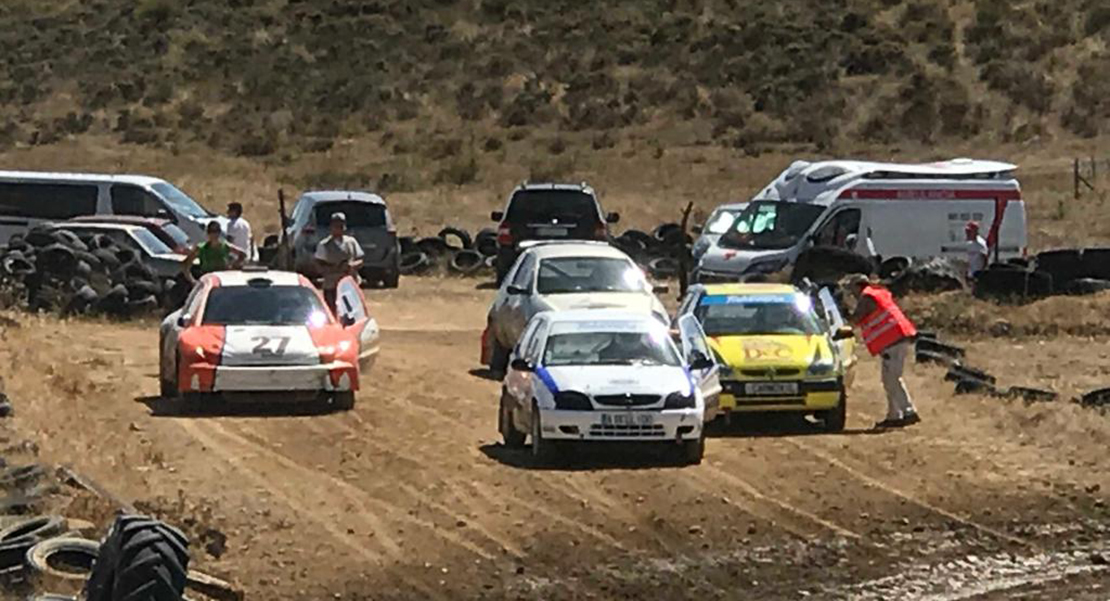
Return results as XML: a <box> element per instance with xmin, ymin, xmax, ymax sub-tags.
<box><xmin>182</xmin><ymin>220</ymin><xmax>247</xmax><ymax>282</ymax></box>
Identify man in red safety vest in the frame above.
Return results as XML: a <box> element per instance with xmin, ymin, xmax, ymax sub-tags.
<box><xmin>841</xmin><ymin>274</ymin><xmax>921</xmax><ymax>429</ymax></box>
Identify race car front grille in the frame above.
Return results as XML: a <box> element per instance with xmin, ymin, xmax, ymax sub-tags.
<box><xmin>588</xmin><ymin>424</ymin><xmax>667</xmax><ymax>438</ymax></box>
<box><xmin>738</xmin><ymin>368</ymin><xmax>801</xmax><ymax>378</ymax></box>
<box><xmin>593</xmin><ymin>394</ymin><xmax>661</xmax><ymax>407</ymax></box>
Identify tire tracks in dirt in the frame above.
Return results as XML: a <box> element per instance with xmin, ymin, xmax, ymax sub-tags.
<box><xmin>786</xmin><ymin>439</ymin><xmax>1033</xmax><ymax>548</ymax></box>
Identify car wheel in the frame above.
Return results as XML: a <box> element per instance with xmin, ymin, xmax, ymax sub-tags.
<box><xmin>382</xmin><ymin>269</ymin><xmax>400</xmax><ymax>289</ymax></box>
<box><xmin>681</xmin><ymin>435</ymin><xmax>705</xmax><ymax>465</ymax></box>
<box><xmin>332</xmin><ymin>391</ymin><xmax>355</xmax><ymax>411</ymax></box>
<box><xmin>490</xmin><ymin>338</ymin><xmax>510</xmax><ymax>375</ymax></box>
<box><xmin>160</xmin><ymin>352</ymin><xmax>179</xmax><ymax>399</ymax></box>
<box><xmin>499</xmin><ymin>391</ymin><xmax>526</xmax><ymax>449</ymax></box>
<box><xmin>530</xmin><ymin>401</ymin><xmax>554</xmax><ymax>463</ymax></box>
<box><xmin>821</xmin><ymin>392</ymin><xmax>847</xmax><ymax>433</ymax></box>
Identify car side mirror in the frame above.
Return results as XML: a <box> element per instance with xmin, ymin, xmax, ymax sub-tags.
<box><xmin>689</xmin><ymin>351</ymin><xmax>714</xmax><ymax>370</ymax></box>
<box><xmin>177</xmin><ymin>314</ymin><xmax>191</xmax><ymax>327</ymax></box>
<box><xmin>510</xmin><ymin>358</ymin><xmax>533</xmax><ymax>372</ymax></box>
<box><xmin>606</xmin><ymin>212</ymin><xmax>620</xmax><ymax>224</ymax></box>
<box><xmin>653</xmin><ymin>284</ymin><xmax>670</xmax><ymax>294</ymax></box>
<box><xmin>506</xmin><ymin>285</ymin><xmax>527</xmax><ymax>295</ymax></box>
<box><xmin>491</xmin><ymin>211</ymin><xmax>504</xmax><ymax>221</ymax></box>
<box><xmin>833</xmin><ymin>326</ymin><xmax>854</xmax><ymax>341</ymax></box>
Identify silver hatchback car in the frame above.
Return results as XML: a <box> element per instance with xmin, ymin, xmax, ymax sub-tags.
<box><xmin>285</xmin><ymin>191</ymin><xmax>401</xmax><ymax>288</ymax></box>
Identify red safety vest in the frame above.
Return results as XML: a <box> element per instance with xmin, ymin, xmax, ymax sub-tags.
<box><xmin>859</xmin><ymin>286</ymin><xmax>916</xmax><ymax>356</ymax></box>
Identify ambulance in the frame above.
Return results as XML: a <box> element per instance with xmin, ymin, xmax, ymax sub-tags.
<box><xmin>693</xmin><ymin>159</ymin><xmax>1027</xmax><ymax>281</ymax></box>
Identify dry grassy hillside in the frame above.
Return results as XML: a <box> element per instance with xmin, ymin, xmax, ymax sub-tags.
<box><xmin>1</xmin><ymin>0</ymin><xmax>1110</xmax><ymax>245</ymax></box>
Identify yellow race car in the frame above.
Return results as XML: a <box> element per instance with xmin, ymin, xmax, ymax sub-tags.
<box><xmin>674</xmin><ymin>283</ymin><xmax>856</xmax><ymax>431</ymax></box>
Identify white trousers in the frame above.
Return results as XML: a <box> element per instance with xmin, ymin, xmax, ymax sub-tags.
<box><xmin>880</xmin><ymin>340</ymin><xmax>917</xmax><ymax>419</ymax></box>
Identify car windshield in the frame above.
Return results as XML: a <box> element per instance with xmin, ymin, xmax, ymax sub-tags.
<box><xmin>705</xmin><ymin>208</ymin><xmax>744</xmax><ymax>235</ymax></box>
<box><xmin>202</xmin><ymin>286</ymin><xmax>330</xmax><ymax>326</ymax></box>
<box><xmin>543</xmin><ymin>330</ymin><xmax>680</xmax><ymax>367</ymax></box>
<box><xmin>694</xmin><ymin>294</ymin><xmax>823</xmax><ymax>336</ymax></box>
<box><xmin>162</xmin><ymin>223</ymin><xmax>191</xmax><ymax>248</ymax></box>
<box><xmin>314</xmin><ymin>201</ymin><xmax>388</xmax><ymax>228</ymax></box>
<box><xmin>151</xmin><ymin>182</ymin><xmax>211</xmax><ymax>219</ymax></box>
<box><xmin>719</xmin><ymin>201</ymin><xmax>825</xmax><ymax>250</ymax></box>
<box><xmin>537</xmin><ymin>257</ymin><xmax>646</xmax><ymax>294</ymax></box>
<box><xmin>131</xmin><ymin>228</ymin><xmax>175</xmax><ymax>255</ymax></box>
<box><xmin>505</xmin><ymin>191</ymin><xmax>599</xmax><ymax>224</ymax></box>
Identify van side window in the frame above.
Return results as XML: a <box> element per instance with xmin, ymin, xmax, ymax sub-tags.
<box><xmin>0</xmin><ymin>183</ymin><xmax>97</xmax><ymax>219</ymax></box>
<box><xmin>112</xmin><ymin>185</ymin><xmax>166</xmax><ymax>218</ymax></box>
<box><xmin>815</xmin><ymin>209</ymin><xmax>861</xmax><ymax>249</ymax></box>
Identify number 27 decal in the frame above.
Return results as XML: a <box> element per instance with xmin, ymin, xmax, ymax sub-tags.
<box><xmin>251</xmin><ymin>336</ymin><xmax>291</xmax><ymax>357</ymax></box>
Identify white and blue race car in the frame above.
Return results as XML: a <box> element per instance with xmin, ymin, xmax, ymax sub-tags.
<box><xmin>497</xmin><ymin>309</ymin><xmax>720</xmax><ymax>464</ymax></box>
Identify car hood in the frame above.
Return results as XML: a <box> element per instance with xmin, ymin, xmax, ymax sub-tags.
<box><xmin>539</xmin><ymin>292</ymin><xmax>664</xmax><ymax>318</ymax></box>
<box><xmin>542</xmin><ymin>364</ymin><xmax>692</xmax><ymax>397</ymax></box>
<box><xmin>697</xmin><ymin>247</ymin><xmax>790</xmax><ymax>276</ymax></box>
<box><xmin>707</xmin><ymin>333</ymin><xmax>836</xmax><ymax>372</ymax></box>
<box><xmin>220</xmin><ymin>325</ymin><xmax>321</xmax><ymax>366</ymax></box>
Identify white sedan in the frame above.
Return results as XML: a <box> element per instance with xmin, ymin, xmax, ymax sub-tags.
<box><xmin>480</xmin><ymin>241</ymin><xmax>669</xmax><ymax>374</ymax></box>
<box><xmin>497</xmin><ymin>309</ymin><xmax>721</xmax><ymax>465</ymax></box>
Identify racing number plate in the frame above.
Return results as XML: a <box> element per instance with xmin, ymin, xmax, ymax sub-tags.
<box><xmin>744</xmin><ymin>382</ymin><xmax>799</xmax><ymax>396</ymax></box>
<box><xmin>537</xmin><ymin>227</ymin><xmax>568</xmax><ymax>237</ymax></box>
<box><xmin>600</xmin><ymin>413</ymin><xmax>655</xmax><ymax>427</ymax></box>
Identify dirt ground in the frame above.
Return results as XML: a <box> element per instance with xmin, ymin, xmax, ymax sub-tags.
<box><xmin>0</xmin><ymin>278</ymin><xmax>1107</xmax><ymax>600</ymax></box>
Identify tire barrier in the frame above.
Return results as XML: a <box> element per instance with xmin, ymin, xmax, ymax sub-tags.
<box><xmin>0</xmin><ymin>225</ymin><xmax>175</xmax><ymax>319</ymax></box>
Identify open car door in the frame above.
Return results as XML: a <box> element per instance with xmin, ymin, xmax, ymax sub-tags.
<box><xmin>816</xmin><ymin>287</ymin><xmax>856</xmax><ymax>386</ymax></box>
<box><xmin>335</xmin><ymin>276</ymin><xmax>381</xmax><ymax>371</ymax></box>
<box><xmin>677</xmin><ymin>314</ymin><xmax>722</xmax><ymax>422</ymax></box>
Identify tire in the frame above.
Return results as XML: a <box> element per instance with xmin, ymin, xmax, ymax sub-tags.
<box><xmin>0</xmin><ymin>516</ymin><xmax>67</xmax><ymax>545</ymax></box>
<box><xmin>398</xmin><ymin>251</ymin><xmax>431</xmax><ymax>275</ymax></box>
<box><xmin>499</xmin><ymin>392</ymin><xmax>526</xmax><ymax>449</ymax></box>
<box><xmin>945</xmin><ymin>363</ymin><xmax>997</xmax><ymax>384</ymax></box>
<box><xmin>1003</xmin><ymin>386</ymin><xmax>1058</xmax><ymax>403</ymax></box>
<box><xmin>1078</xmin><ymin>388</ymin><xmax>1110</xmax><ymax>408</ymax></box>
<box><xmin>415</xmin><ymin>236</ymin><xmax>451</xmax><ymax>258</ymax></box>
<box><xmin>681</xmin><ymin>435</ymin><xmax>705</xmax><ymax>465</ymax></box>
<box><xmin>449</xmin><ymin>249</ymin><xmax>484</xmax><ymax>275</ymax></box>
<box><xmin>648</xmin><ymin>257</ymin><xmax>678</xmax><ymax>279</ymax></box>
<box><xmin>1035</xmin><ymin>249</ymin><xmax>1083</xmax><ymax>285</ymax></box>
<box><xmin>332</xmin><ymin>392</ymin><xmax>355</xmax><ymax>411</ymax></box>
<box><xmin>1063</xmin><ymin>278</ymin><xmax>1110</xmax><ymax>295</ymax></box>
<box><xmin>489</xmin><ymin>338</ymin><xmax>510</xmax><ymax>375</ymax></box>
<box><xmin>1080</xmin><ymin>248</ymin><xmax>1110</xmax><ymax>280</ymax></box>
<box><xmin>83</xmin><ymin>515</ymin><xmax>189</xmax><ymax>601</ymax></box>
<box><xmin>160</xmin><ymin>352</ymin><xmax>179</xmax><ymax>399</ymax></box>
<box><xmin>879</xmin><ymin>257</ymin><xmax>911</xmax><ymax>279</ymax></box>
<box><xmin>0</xmin><ymin>465</ymin><xmax>47</xmax><ymax>489</ymax></box>
<box><xmin>26</xmin><ymin>537</ymin><xmax>99</xmax><ymax>581</ymax></box>
<box><xmin>437</xmin><ymin>226</ymin><xmax>472</xmax><ymax>250</ymax></box>
<box><xmin>381</xmin><ymin>269</ymin><xmax>400</xmax><ymax>289</ymax></box>
<box><xmin>474</xmin><ymin>229</ymin><xmax>498</xmax><ymax>257</ymax></box>
<box><xmin>820</xmin><ymin>393</ymin><xmax>847</xmax><ymax>433</ymax></box>
<box><xmin>915</xmin><ymin>338</ymin><xmax>966</xmax><ymax>359</ymax></box>
<box><xmin>530</xmin><ymin>402</ymin><xmax>555</xmax><ymax>463</ymax></box>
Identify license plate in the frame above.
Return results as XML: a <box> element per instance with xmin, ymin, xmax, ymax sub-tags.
<box><xmin>537</xmin><ymin>227</ymin><xmax>568</xmax><ymax>237</ymax></box>
<box><xmin>744</xmin><ymin>382</ymin><xmax>798</xmax><ymax>396</ymax></box>
<box><xmin>600</xmin><ymin>413</ymin><xmax>655</xmax><ymax>427</ymax></box>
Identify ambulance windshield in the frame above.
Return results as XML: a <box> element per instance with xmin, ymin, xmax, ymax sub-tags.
<box><xmin>719</xmin><ymin>202</ymin><xmax>825</xmax><ymax>250</ymax></box>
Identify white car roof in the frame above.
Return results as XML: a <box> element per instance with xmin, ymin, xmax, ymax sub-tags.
<box><xmin>0</xmin><ymin>170</ymin><xmax>167</xmax><ymax>187</ymax></box>
<box><xmin>545</xmin><ymin>309</ymin><xmax>667</xmax><ymax>334</ymax></box>
<box><xmin>209</xmin><ymin>270</ymin><xmax>306</xmax><ymax>287</ymax></box>
<box><xmin>521</xmin><ymin>242</ymin><xmax>633</xmax><ymax>261</ymax></box>
<box><xmin>299</xmin><ymin>191</ymin><xmax>386</xmax><ymax>205</ymax></box>
<box><xmin>55</xmin><ymin>222</ymin><xmax>145</xmax><ymax>234</ymax></box>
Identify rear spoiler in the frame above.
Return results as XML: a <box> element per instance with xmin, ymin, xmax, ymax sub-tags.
<box><xmin>517</xmin><ymin>240</ymin><xmax>611</xmax><ymax>251</ymax></box>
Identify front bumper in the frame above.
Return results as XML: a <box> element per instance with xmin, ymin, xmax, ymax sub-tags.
<box><xmin>180</xmin><ymin>361</ymin><xmax>358</xmax><ymax>393</ymax></box>
<box><xmin>539</xmin><ymin>408</ymin><xmax>703</xmax><ymax>442</ymax></box>
<box><xmin>718</xmin><ymin>378</ymin><xmax>843</xmax><ymax>412</ymax></box>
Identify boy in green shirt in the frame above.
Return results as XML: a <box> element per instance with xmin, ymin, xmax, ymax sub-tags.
<box><xmin>182</xmin><ymin>220</ymin><xmax>247</xmax><ymax>282</ymax></box>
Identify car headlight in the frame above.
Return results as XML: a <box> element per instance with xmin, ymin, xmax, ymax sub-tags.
<box><xmin>808</xmin><ymin>359</ymin><xmax>837</xmax><ymax>377</ymax></box>
<box><xmin>554</xmin><ymin>391</ymin><xmax>593</xmax><ymax>411</ymax></box>
<box><xmin>744</xmin><ymin>258</ymin><xmax>789</xmax><ymax>275</ymax></box>
<box><xmin>664</xmin><ymin>391</ymin><xmax>696</xmax><ymax>409</ymax></box>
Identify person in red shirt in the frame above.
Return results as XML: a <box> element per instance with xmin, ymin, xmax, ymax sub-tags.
<box><xmin>842</xmin><ymin>274</ymin><xmax>921</xmax><ymax>429</ymax></box>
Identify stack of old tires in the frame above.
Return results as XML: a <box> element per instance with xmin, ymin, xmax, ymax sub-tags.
<box><xmin>612</xmin><ymin>223</ymin><xmax>692</xmax><ymax>280</ymax></box>
<box><xmin>970</xmin><ymin>248</ymin><xmax>1110</xmax><ymax>301</ymax></box>
<box><xmin>398</xmin><ymin>226</ymin><xmax>497</xmax><ymax>278</ymax></box>
<box><xmin>0</xmin><ymin>513</ymin><xmax>190</xmax><ymax>601</ymax></box>
<box><xmin>0</xmin><ymin>226</ymin><xmax>178</xmax><ymax>318</ymax></box>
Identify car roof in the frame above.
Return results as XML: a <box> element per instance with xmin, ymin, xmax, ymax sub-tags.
<box><xmin>522</xmin><ymin>242</ymin><xmax>631</xmax><ymax>260</ymax></box>
<box><xmin>70</xmin><ymin>215</ymin><xmax>173</xmax><ymax>227</ymax></box>
<box><xmin>206</xmin><ymin>270</ymin><xmax>308</xmax><ymax>288</ymax></box>
<box><xmin>544</xmin><ymin>309</ymin><xmax>662</xmax><ymax>327</ymax></box>
<box><xmin>0</xmin><ymin>170</ymin><xmax>166</xmax><ymax>186</ymax></box>
<box><xmin>299</xmin><ymin>191</ymin><xmax>386</xmax><ymax>205</ymax></box>
<box><xmin>515</xmin><ymin>182</ymin><xmax>594</xmax><ymax>194</ymax></box>
<box><xmin>701</xmin><ymin>283</ymin><xmax>800</xmax><ymax>296</ymax></box>
<box><xmin>54</xmin><ymin>222</ymin><xmax>144</xmax><ymax>233</ymax></box>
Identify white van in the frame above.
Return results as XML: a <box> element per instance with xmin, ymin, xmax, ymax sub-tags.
<box><xmin>694</xmin><ymin>159</ymin><xmax>1027</xmax><ymax>281</ymax></box>
<box><xmin>0</xmin><ymin>171</ymin><xmax>220</xmax><ymax>245</ymax></box>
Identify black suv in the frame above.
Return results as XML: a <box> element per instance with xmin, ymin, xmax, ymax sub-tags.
<box><xmin>490</xmin><ymin>182</ymin><xmax>620</xmax><ymax>283</ymax></box>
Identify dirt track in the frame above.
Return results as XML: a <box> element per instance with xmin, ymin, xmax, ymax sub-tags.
<box><xmin>0</xmin><ymin>279</ymin><xmax>1108</xmax><ymax>600</ymax></box>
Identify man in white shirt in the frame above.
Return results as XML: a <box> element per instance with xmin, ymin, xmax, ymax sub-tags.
<box><xmin>964</xmin><ymin>221</ymin><xmax>988</xmax><ymax>280</ymax></box>
<box><xmin>225</xmin><ymin>202</ymin><xmax>254</xmax><ymax>262</ymax></box>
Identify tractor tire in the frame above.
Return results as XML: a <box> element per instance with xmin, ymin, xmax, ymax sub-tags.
<box><xmin>83</xmin><ymin>515</ymin><xmax>189</xmax><ymax>601</ymax></box>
